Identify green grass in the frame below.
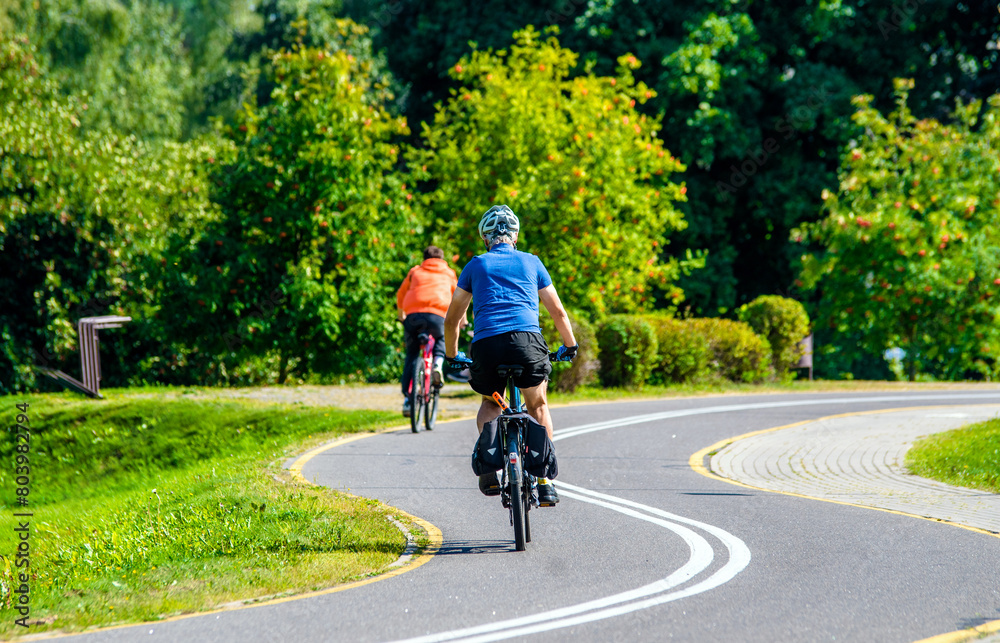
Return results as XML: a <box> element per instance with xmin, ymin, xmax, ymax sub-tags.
<box><xmin>906</xmin><ymin>418</ymin><xmax>1000</xmax><ymax>493</ymax></box>
<box><xmin>0</xmin><ymin>390</ymin><xmax>408</xmax><ymax>637</ymax></box>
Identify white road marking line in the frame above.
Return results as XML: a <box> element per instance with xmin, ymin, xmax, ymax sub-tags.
<box><xmin>392</xmin><ymin>393</ymin><xmax>996</xmax><ymax>642</ymax></box>
<box><xmin>389</xmin><ymin>489</ymin><xmax>718</xmax><ymax>643</ymax></box>
<box><xmin>551</xmin><ymin>393</ymin><xmax>1000</xmax><ymax>441</ymax></box>
<box><xmin>555</xmin><ymin>482</ymin><xmax>752</xmax><ymax>568</ymax></box>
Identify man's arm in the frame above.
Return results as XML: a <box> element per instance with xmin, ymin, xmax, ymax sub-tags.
<box><xmin>539</xmin><ymin>284</ymin><xmax>576</xmax><ymax>347</ymax></box>
<box><xmin>444</xmin><ymin>287</ymin><xmax>473</xmax><ymax>358</ymax></box>
<box><xmin>396</xmin><ymin>270</ymin><xmax>413</xmax><ymax>322</ymax></box>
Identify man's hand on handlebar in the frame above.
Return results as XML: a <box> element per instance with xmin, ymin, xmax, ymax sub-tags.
<box><xmin>446</xmin><ymin>351</ymin><xmax>473</xmax><ymax>371</ymax></box>
<box><xmin>550</xmin><ymin>344</ymin><xmax>578</xmax><ymax>362</ymax></box>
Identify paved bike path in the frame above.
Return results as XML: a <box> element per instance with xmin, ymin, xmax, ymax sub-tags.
<box><xmin>44</xmin><ymin>392</ymin><xmax>1000</xmax><ymax>643</ymax></box>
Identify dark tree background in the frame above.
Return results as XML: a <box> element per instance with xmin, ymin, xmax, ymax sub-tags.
<box><xmin>368</xmin><ymin>0</ymin><xmax>998</xmax><ymax>315</ymax></box>
<box><xmin>1</xmin><ymin>0</ymin><xmax>997</xmax><ymax>390</ymax></box>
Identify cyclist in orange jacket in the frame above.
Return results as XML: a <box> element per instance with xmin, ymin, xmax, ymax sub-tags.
<box><xmin>397</xmin><ymin>246</ymin><xmax>461</xmax><ymax>417</ymax></box>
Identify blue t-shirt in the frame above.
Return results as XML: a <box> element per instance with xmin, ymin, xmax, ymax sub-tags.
<box><xmin>456</xmin><ymin>244</ymin><xmax>553</xmax><ymax>342</ymax></box>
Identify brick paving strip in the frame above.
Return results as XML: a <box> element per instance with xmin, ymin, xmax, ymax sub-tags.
<box><xmin>710</xmin><ymin>405</ymin><xmax>1000</xmax><ymax>535</ymax></box>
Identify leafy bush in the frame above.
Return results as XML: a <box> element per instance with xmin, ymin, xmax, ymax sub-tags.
<box><xmin>640</xmin><ymin>315</ymin><xmax>711</xmax><ymax>384</ymax></box>
<box><xmin>595</xmin><ymin>315</ymin><xmax>657</xmax><ymax>388</ymax></box>
<box><xmin>737</xmin><ymin>295</ymin><xmax>810</xmax><ymax>378</ymax></box>
<box><xmin>688</xmin><ymin>318</ymin><xmax>772</xmax><ymax>383</ymax></box>
<box><xmin>541</xmin><ymin>309</ymin><xmax>600</xmax><ymax>392</ymax></box>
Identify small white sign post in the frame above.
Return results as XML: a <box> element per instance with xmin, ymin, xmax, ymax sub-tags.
<box><xmin>796</xmin><ymin>333</ymin><xmax>814</xmax><ymax>381</ymax></box>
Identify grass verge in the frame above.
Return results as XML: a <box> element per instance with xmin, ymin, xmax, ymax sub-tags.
<box><xmin>0</xmin><ymin>390</ymin><xmax>407</xmax><ymax>637</ymax></box>
<box><xmin>906</xmin><ymin>418</ymin><xmax>1000</xmax><ymax>493</ymax></box>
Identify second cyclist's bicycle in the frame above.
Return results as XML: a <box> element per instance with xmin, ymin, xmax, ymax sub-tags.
<box><xmin>407</xmin><ymin>333</ymin><xmax>441</xmax><ymax>433</ymax></box>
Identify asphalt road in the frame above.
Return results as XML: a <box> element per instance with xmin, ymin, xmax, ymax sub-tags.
<box><xmin>56</xmin><ymin>391</ymin><xmax>1000</xmax><ymax>642</ymax></box>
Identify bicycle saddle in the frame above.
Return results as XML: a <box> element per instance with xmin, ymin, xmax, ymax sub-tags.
<box><xmin>417</xmin><ymin>332</ymin><xmax>430</xmax><ymax>343</ymax></box>
<box><xmin>495</xmin><ymin>364</ymin><xmax>523</xmax><ymax>379</ymax></box>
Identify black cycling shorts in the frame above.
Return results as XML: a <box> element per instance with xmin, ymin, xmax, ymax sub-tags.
<box><xmin>469</xmin><ymin>331</ymin><xmax>551</xmax><ymax>398</ymax></box>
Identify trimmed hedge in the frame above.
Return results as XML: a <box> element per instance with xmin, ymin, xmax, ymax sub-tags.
<box><xmin>737</xmin><ymin>295</ymin><xmax>810</xmax><ymax>378</ymax></box>
<box><xmin>640</xmin><ymin>315</ymin><xmax>711</xmax><ymax>384</ymax></box>
<box><xmin>596</xmin><ymin>315</ymin><xmax>657</xmax><ymax>388</ymax></box>
<box><xmin>541</xmin><ymin>308</ymin><xmax>600</xmax><ymax>392</ymax></box>
<box><xmin>688</xmin><ymin>318</ymin><xmax>773</xmax><ymax>383</ymax></box>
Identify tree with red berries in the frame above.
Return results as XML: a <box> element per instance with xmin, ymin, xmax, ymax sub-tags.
<box><xmin>795</xmin><ymin>80</ymin><xmax>1000</xmax><ymax>381</ymax></box>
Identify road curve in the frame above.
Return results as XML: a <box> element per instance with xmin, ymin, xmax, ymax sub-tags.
<box><xmin>47</xmin><ymin>391</ymin><xmax>1000</xmax><ymax>642</ymax></box>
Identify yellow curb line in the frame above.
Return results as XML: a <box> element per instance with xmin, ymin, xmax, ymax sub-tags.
<box><xmin>17</xmin><ymin>424</ymin><xmax>448</xmax><ymax>642</ymax></box>
<box><xmin>913</xmin><ymin>619</ymin><xmax>1000</xmax><ymax>643</ymax></box>
<box><xmin>688</xmin><ymin>404</ymin><xmax>1000</xmax><ymax>643</ymax></box>
<box><xmin>285</xmin><ymin>425</ymin><xmax>444</xmax><ymax>593</ymax></box>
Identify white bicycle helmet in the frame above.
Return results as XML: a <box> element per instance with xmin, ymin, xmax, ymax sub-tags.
<box><xmin>478</xmin><ymin>205</ymin><xmax>520</xmax><ymax>246</ymax></box>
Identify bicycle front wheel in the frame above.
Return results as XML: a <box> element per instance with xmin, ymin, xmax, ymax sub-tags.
<box><xmin>409</xmin><ymin>357</ymin><xmax>425</xmax><ymax>433</ymax></box>
<box><xmin>425</xmin><ymin>383</ymin><xmax>440</xmax><ymax>430</ymax></box>
<box><xmin>523</xmin><ymin>473</ymin><xmax>532</xmax><ymax>544</ymax></box>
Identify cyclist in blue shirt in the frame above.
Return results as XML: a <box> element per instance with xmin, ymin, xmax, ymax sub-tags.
<box><xmin>444</xmin><ymin>205</ymin><xmax>577</xmax><ymax>506</ymax></box>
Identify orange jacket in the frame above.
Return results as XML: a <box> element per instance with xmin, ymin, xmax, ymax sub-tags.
<box><xmin>396</xmin><ymin>258</ymin><xmax>458</xmax><ymax>318</ymax></box>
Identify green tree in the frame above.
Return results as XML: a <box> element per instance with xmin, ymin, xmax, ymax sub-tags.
<box><xmin>368</xmin><ymin>0</ymin><xmax>571</xmax><ymax>127</ymax></box>
<box><xmin>368</xmin><ymin>0</ymin><xmax>1000</xmax><ymax>316</ymax></box>
<box><xmin>795</xmin><ymin>80</ymin><xmax>1000</xmax><ymax>381</ymax></box>
<box><xmin>12</xmin><ymin>0</ymin><xmax>194</xmax><ymax>139</ymax></box>
<box><xmin>163</xmin><ymin>26</ymin><xmax>417</xmax><ymax>384</ymax></box>
<box><xmin>219</xmin><ymin>0</ymin><xmax>401</xmax><ymax>132</ymax></box>
<box><xmin>0</xmin><ymin>36</ymin><xmax>221</xmax><ymax>393</ymax></box>
<box><xmin>412</xmin><ymin>27</ymin><xmax>698</xmax><ymax>315</ymax></box>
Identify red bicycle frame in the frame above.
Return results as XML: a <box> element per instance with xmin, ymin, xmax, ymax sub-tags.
<box><xmin>408</xmin><ymin>333</ymin><xmax>435</xmax><ymax>402</ymax></box>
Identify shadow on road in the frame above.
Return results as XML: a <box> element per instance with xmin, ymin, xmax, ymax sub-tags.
<box><xmin>958</xmin><ymin>611</ymin><xmax>1000</xmax><ymax>630</ymax></box>
<box><xmin>435</xmin><ymin>540</ymin><xmax>516</xmax><ymax>555</ymax></box>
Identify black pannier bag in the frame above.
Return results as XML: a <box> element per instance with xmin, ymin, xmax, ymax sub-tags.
<box><xmin>521</xmin><ymin>416</ymin><xmax>558</xmax><ymax>479</ymax></box>
<box><xmin>471</xmin><ymin>417</ymin><xmax>505</xmax><ymax>475</ymax></box>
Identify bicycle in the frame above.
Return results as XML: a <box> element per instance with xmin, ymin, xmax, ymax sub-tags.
<box><xmin>407</xmin><ymin>332</ymin><xmax>441</xmax><ymax>433</ymax></box>
<box><xmin>490</xmin><ymin>352</ymin><xmax>568</xmax><ymax>552</ymax></box>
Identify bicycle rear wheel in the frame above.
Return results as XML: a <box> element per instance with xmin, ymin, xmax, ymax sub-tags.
<box><xmin>409</xmin><ymin>356</ymin><xmax>425</xmax><ymax>433</ymax></box>
<box><xmin>424</xmin><ymin>382</ymin><xmax>440</xmax><ymax>431</ymax></box>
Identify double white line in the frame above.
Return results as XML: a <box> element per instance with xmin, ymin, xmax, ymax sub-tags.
<box><xmin>392</xmin><ymin>392</ymin><xmax>1000</xmax><ymax>643</ymax></box>
<box><xmin>552</xmin><ymin>393</ymin><xmax>1000</xmax><ymax>442</ymax></box>
<box><xmin>391</xmin><ymin>482</ymin><xmax>750</xmax><ymax>643</ymax></box>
